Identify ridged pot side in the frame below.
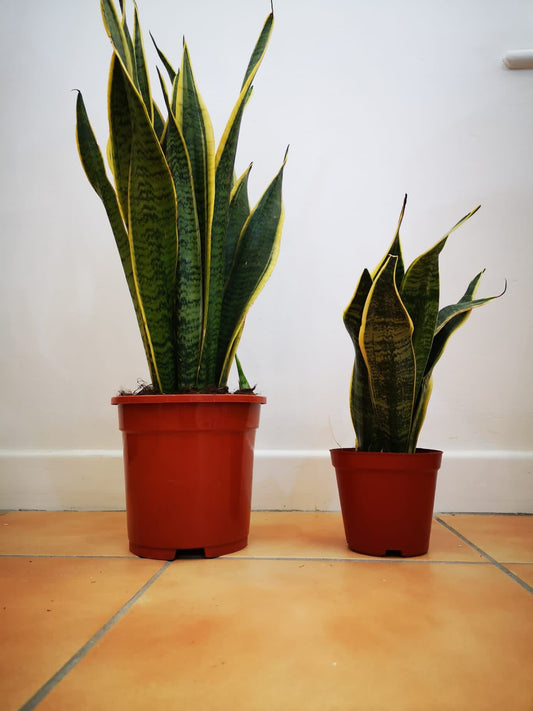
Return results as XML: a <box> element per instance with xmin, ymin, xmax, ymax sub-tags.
<box><xmin>113</xmin><ymin>394</ymin><xmax>266</xmax><ymax>560</ymax></box>
<box><xmin>330</xmin><ymin>448</ymin><xmax>443</xmax><ymax>557</ymax></box>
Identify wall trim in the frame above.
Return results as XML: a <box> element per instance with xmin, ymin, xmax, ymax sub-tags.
<box><xmin>2</xmin><ymin>448</ymin><xmax>532</xmax><ymax>459</ymax></box>
<box><xmin>1</xmin><ymin>449</ymin><xmax>531</xmax><ymax>513</ymax></box>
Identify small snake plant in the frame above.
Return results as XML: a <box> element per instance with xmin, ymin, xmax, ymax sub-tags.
<box><xmin>76</xmin><ymin>0</ymin><xmax>286</xmax><ymax>393</ymax></box>
<box><xmin>344</xmin><ymin>196</ymin><xmax>505</xmax><ymax>453</ymax></box>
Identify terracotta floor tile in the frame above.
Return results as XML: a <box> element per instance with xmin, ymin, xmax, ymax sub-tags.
<box><xmin>236</xmin><ymin>512</ymin><xmax>482</xmax><ymax>561</ymax></box>
<box><xmin>0</xmin><ymin>511</ymin><xmax>131</xmax><ymax>557</ymax></box>
<box><xmin>504</xmin><ymin>564</ymin><xmax>533</xmax><ymax>588</ymax></box>
<box><xmin>36</xmin><ymin>558</ymin><xmax>532</xmax><ymax>711</ymax></box>
<box><xmin>0</xmin><ymin>512</ymin><xmax>478</xmax><ymax>562</ymax></box>
<box><xmin>0</xmin><ymin>556</ymin><xmax>163</xmax><ymax>711</ymax></box>
<box><xmin>438</xmin><ymin>514</ymin><xmax>533</xmax><ymax>562</ymax></box>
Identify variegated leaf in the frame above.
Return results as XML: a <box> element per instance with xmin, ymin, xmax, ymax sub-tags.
<box><xmin>217</xmin><ymin>153</ymin><xmax>286</xmax><ymax>384</ymax></box>
<box><xmin>100</xmin><ymin>0</ymin><xmax>134</xmax><ymax>76</ymax></box>
<box><xmin>359</xmin><ymin>256</ymin><xmax>415</xmax><ymax>452</ymax></box>
<box><xmin>199</xmin><ymin>13</ymin><xmax>275</xmax><ymax>385</ymax></box>
<box><xmin>343</xmin><ymin>269</ymin><xmax>377</xmax><ymax>450</ymax></box>
<box><xmin>116</xmin><ymin>56</ymin><xmax>178</xmax><ymax>393</ymax></box>
<box><xmin>372</xmin><ymin>194</ymin><xmax>407</xmax><ymax>284</ymax></box>
<box><xmin>427</xmin><ymin>270</ymin><xmax>505</xmax><ymax>377</ymax></box>
<box><xmin>225</xmin><ymin>164</ymin><xmax>252</xmax><ymax>280</ymax></box>
<box><xmin>176</xmin><ymin>42</ymin><xmax>215</xmax><ymax>279</ymax></box>
<box><xmin>75</xmin><ymin>90</ymin><xmax>156</xmax><ymax>382</ymax></box>
<box><xmin>159</xmin><ymin>69</ymin><xmax>204</xmax><ymax>390</ymax></box>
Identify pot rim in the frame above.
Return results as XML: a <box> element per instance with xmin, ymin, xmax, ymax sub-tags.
<box><xmin>111</xmin><ymin>393</ymin><xmax>267</xmax><ymax>406</ymax></box>
<box><xmin>330</xmin><ymin>447</ymin><xmax>443</xmax><ymax>470</ymax></box>
<box><xmin>329</xmin><ymin>447</ymin><xmax>442</xmax><ymax>455</ymax></box>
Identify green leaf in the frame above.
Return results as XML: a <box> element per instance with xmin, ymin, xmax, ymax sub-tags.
<box><xmin>176</xmin><ymin>42</ymin><xmax>215</xmax><ymax>280</ymax></box>
<box><xmin>199</xmin><ymin>13</ymin><xmax>275</xmax><ymax>385</ymax></box>
<box><xmin>152</xmin><ymin>101</ymin><xmax>166</xmax><ymax>142</ymax></box>
<box><xmin>107</xmin><ymin>55</ymin><xmax>132</xmax><ymax>226</ymax></box>
<box><xmin>75</xmin><ymin>89</ymin><xmax>156</xmax><ymax>383</ymax></box>
<box><xmin>100</xmin><ymin>0</ymin><xmax>134</xmax><ymax>76</ymax></box>
<box><xmin>150</xmin><ymin>31</ymin><xmax>177</xmax><ymax>84</ymax></box>
<box><xmin>119</xmin><ymin>9</ymin><xmax>135</xmax><ymax>83</ymax></box>
<box><xmin>372</xmin><ymin>194</ymin><xmax>406</xmax><ymax>284</ymax></box>
<box><xmin>401</xmin><ymin>203</ymin><xmax>481</xmax><ymax>406</ymax></box>
<box><xmin>133</xmin><ymin>4</ymin><xmax>153</xmax><ymax>121</ymax></box>
<box><xmin>409</xmin><ymin>375</ymin><xmax>433</xmax><ymax>452</ymax></box>
<box><xmin>159</xmin><ymin>70</ymin><xmax>204</xmax><ymax>391</ymax></box>
<box><xmin>217</xmin><ymin>153</ymin><xmax>286</xmax><ymax>385</ymax></box>
<box><xmin>344</xmin><ymin>269</ymin><xmax>372</xmax><ymax>349</ymax></box>
<box><xmin>219</xmin><ymin>322</ymin><xmax>246</xmax><ymax>388</ymax></box>
<box><xmin>170</xmin><ymin>71</ymin><xmax>179</xmax><ymax>120</ymax></box>
<box><xmin>235</xmin><ymin>354</ymin><xmax>252</xmax><ymax>390</ymax></box>
<box><xmin>426</xmin><ymin>271</ymin><xmax>505</xmax><ymax>377</ymax></box>
<box><xmin>155</xmin><ymin>67</ymin><xmax>171</xmax><ymax>142</ymax></box>
<box><xmin>241</xmin><ymin>12</ymin><xmax>274</xmax><ymax>90</ymax></box>
<box><xmin>343</xmin><ymin>269</ymin><xmax>377</xmax><ymax>450</ymax></box>
<box><xmin>400</xmin><ymin>235</ymin><xmax>446</xmax><ymax>404</ymax></box>
<box><xmin>199</xmin><ymin>96</ymin><xmax>248</xmax><ymax>382</ymax></box>
<box><xmin>225</xmin><ymin>164</ymin><xmax>252</xmax><ymax>279</ymax></box>
<box><xmin>359</xmin><ymin>256</ymin><xmax>416</xmax><ymax>452</ymax></box>
<box><xmin>116</xmin><ymin>56</ymin><xmax>178</xmax><ymax>393</ymax></box>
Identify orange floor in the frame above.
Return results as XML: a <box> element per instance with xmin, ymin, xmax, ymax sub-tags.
<box><xmin>1</xmin><ymin>511</ymin><xmax>532</xmax><ymax>710</ymax></box>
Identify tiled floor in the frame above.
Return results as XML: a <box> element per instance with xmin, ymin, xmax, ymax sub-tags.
<box><xmin>1</xmin><ymin>512</ymin><xmax>532</xmax><ymax>710</ymax></box>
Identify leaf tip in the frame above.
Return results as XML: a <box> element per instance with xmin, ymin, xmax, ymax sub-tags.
<box><xmin>500</xmin><ymin>278</ymin><xmax>508</xmax><ymax>296</ymax></box>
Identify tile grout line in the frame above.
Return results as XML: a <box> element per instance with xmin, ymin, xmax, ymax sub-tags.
<box><xmin>0</xmin><ymin>553</ymin><xmax>496</xmax><ymax>564</ymax></box>
<box><xmin>0</xmin><ymin>554</ymin><xmax>136</xmax><ymax>559</ymax></box>
<box><xmin>226</xmin><ymin>556</ymin><xmax>491</xmax><ymax>564</ymax></box>
<box><xmin>18</xmin><ymin>561</ymin><xmax>172</xmax><ymax>711</ymax></box>
<box><xmin>435</xmin><ymin>516</ymin><xmax>533</xmax><ymax>594</ymax></box>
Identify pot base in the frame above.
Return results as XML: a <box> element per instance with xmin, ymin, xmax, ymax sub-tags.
<box><xmin>130</xmin><ymin>537</ymin><xmax>248</xmax><ymax>560</ymax></box>
<box><xmin>346</xmin><ymin>542</ymin><xmax>429</xmax><ymax>558</ymax></box>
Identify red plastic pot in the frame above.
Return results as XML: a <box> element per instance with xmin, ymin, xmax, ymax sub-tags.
<box><xmin>330</xmin><ymin>448</ymin><xmax>442</xmax><ymax>557</ymax></box>
<box><xmin>112</xmin><ymin>393</ymin><xmax>266</xmax><ymax>560</ymax></box>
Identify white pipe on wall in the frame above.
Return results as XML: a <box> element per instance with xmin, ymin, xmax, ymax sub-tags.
<box><xmin>503</xmin><ymin>50</ymin><xmax>533</xmax><ymax>69</ymax></box>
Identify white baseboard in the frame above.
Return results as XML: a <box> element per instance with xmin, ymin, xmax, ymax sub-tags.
<box><xmin>253</xmin><ymin>449</ymin><xmax>533</xmax><ymax>513</ymax></box>
<box><xmin>1</xmin><ymin>449</ymin><xmax>531</xmax><ymax>513</ymax></box>
<box><xmin>0</xmin><ymin>450</ymin><xmax>125</xmax><ymax>511</ymax></box>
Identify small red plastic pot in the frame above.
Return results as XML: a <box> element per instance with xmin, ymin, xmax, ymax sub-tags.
<box><xmin>112</xmin><ymin>393</ymin><xmax>266</xmax><ymax>560</ymax></box>
<box><xmin>330</xmin><ymin>448</ymin><xmax>443</xmax><ymax>557</ymax></box>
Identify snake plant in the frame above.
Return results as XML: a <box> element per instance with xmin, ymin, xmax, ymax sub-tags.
<box><xmin>344</xmin><ymin>196</ymin><xmax>504</xmax><ymax>453</ymax></box>
<box><xmin>76</xmin><ymin>0</ymin><xmax>286</xmax><ymax>393</ymax></box>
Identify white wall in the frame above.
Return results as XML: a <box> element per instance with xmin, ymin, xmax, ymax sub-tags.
<box><xmin>1</xmin><ymin>0</ymin><xmax>532</xmax><ymax>511</ymax></box>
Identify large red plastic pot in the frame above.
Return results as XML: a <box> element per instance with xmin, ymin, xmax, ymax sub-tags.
<box><xmin>112</xmin><ymin>393</ymin><xmax>266</xmax><ymax>560</ymax></box>
<box><xmin>330</xmin><ymin>448</ymin><xmax>442</xmax><ymax>557</ymax></box>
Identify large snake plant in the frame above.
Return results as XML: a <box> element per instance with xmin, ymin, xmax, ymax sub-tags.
<box><xmin>76</xmin><ymin>0</ymin><xmax>286</xmax><ymax>393</ymax></box>
<box><xmin>344</xmin><ymin>196</ymin><xmax>504</xmax><ymax>453</ymax></box>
